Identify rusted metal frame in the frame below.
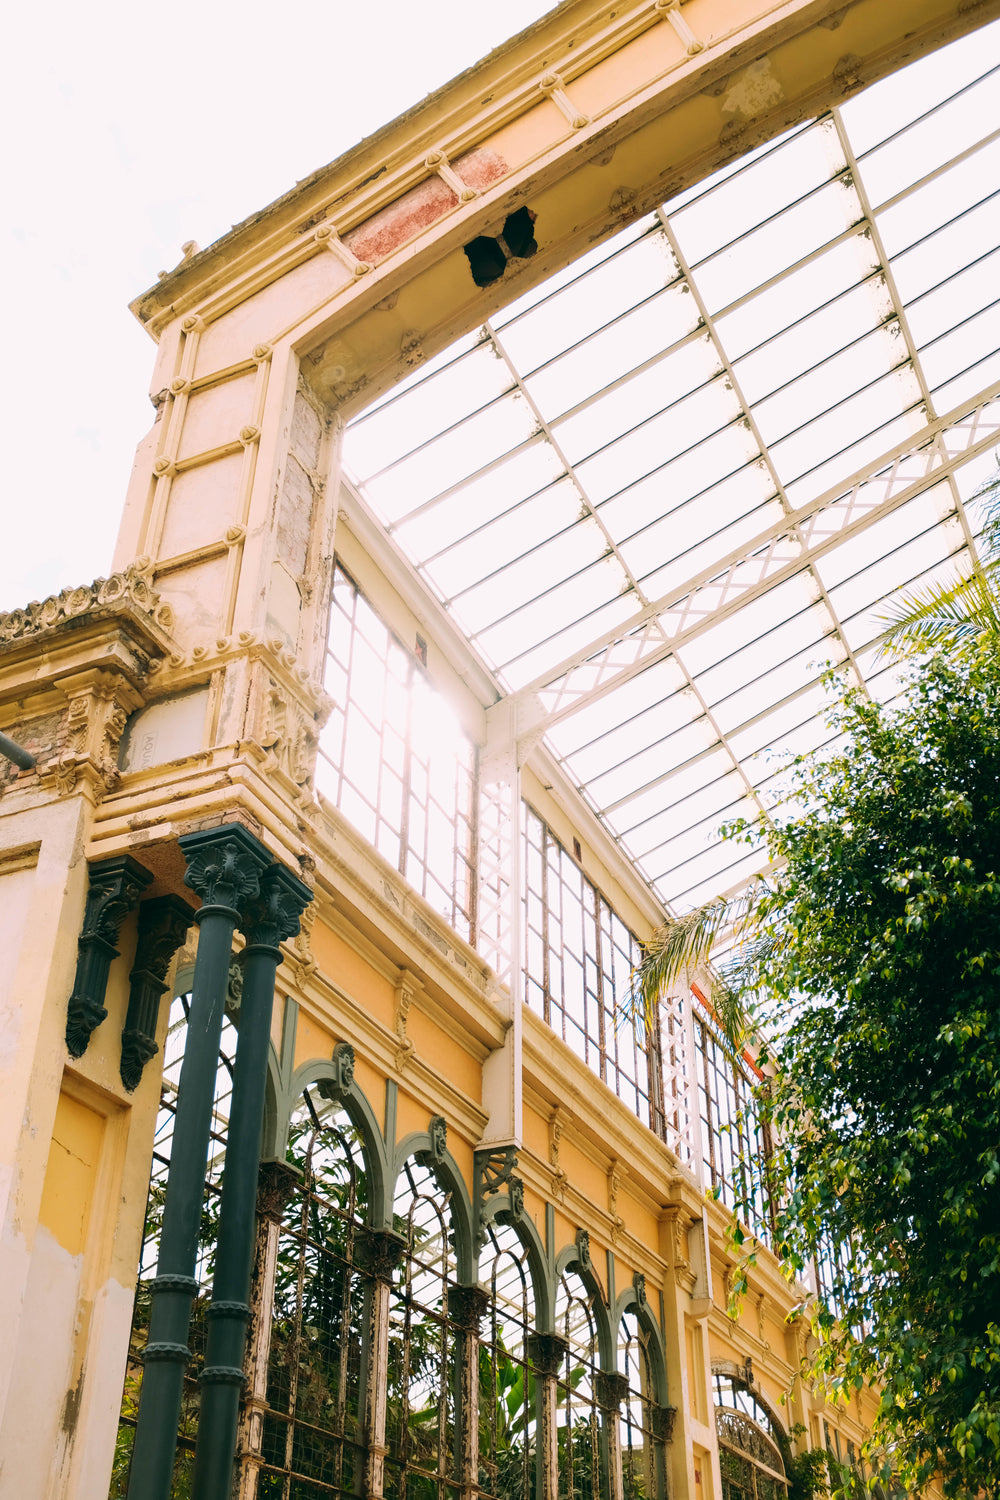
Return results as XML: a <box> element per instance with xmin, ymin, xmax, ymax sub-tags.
<box><xmin>234</xmin><ymin>1160</ymin><xmax>301</xmax><ymax>1499</ymax></box>
<box><xmin>451</xmin><ymin>1284</ymin><xmax>490</xmax><ymax>1500</ymax></box>
<box><xmin>526</xmin><ymin>1333</ymin><xmax>570</xmax><ymax>1500</ymax></box>
<box><xmin>359</xmin><ymin>1228</ymin><xmax>407</xmax><ymax>1499</ymax></box>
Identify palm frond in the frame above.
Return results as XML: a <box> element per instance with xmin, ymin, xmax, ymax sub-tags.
<box><xmin>972</xmin><ymin>462</ymin><xmax>1000</xmax><ymax>561</ymax></box>
<box><xmin>625</xmin><ymin>880</ymin><xmax>766</xmax><ymax>1041</ymax></box>
<box><xmin>875</xmin><ymin>563</ymin><xmax>1000</xmax><ymax>660</ymax></box>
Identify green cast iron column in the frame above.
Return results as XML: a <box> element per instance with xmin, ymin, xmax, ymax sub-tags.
<box><xmin>191</xmin><ymin>860</ymin><xmax>312</xmax><ymax>1500</ymax></box>
<box><xmin>126</xmin><ymin>823</ymin><xmax>271</xmax><ymax>1500</ymax></box>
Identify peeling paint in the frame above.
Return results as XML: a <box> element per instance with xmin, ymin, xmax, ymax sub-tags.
<box><xmin>721</xmin><ymin>57</ymin><xmax>784</xmax><ymax>121</ymax></box>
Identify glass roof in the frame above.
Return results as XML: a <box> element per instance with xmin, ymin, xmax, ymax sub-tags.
<box><xmin>342</xmin><ymin>19</ymin><xmax>1000</xmax><ymax>921</ymax></box>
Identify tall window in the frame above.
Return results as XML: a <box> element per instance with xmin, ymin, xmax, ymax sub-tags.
<box><xmin>693</xmin><ymin>1006</ymin><xmax>772</xmax><ymax>1239</ymax></box>
<box><xmin>523</xmin><ymin>806</ymin><xmax>662</xmax><ymax>1136</ymax></box>
<box><xmin>320</xmin><ymin>564</ymin><xmax>477</xmax><ymax>941</ymax></box>
<box><xmin>714</xmin><ymin>1373</ymin><xmax>787</xmax><ymax>1500</ymax></box>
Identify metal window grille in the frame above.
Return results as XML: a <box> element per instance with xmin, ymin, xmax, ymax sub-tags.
<box><xmin>694</xmin><ymin>1005</ymin><xmax>772</xmax><ymax>1239</ymax></box>
<box><xmin>714</xmin><ymin>1375</ymin><xmax>787</xmax><ymax>1500</ymax></box>
<box><xmin>618</xmin><ymin>1308</ymin><xmax>660</xmax><ymax>1500</ymax></box>
<box><xmin>478</xmin><ymin>1222</ymin><xmax>537</xmax><ymax>1500</ymax></box>
<box><xmin>554</xmin><ymin>1271</ymin><xmax>603</xmax><ymax>1500</ymax></box>
<box><xmin>252</xmin><ymin>1093</ymin><xmax>370</xmax><ymax>1498</ymax></box>
<box><xmin>320</xmin><ymin>563</ymin><xmax>477</xmax><ymax>942</ymax></box>
<box><xmin>110</xmin><ymin>993</ymin><xmax>237</xmax><ymax>1498</ymax></box>
<box><xmin>385</xmin><ymin>1158</ymin><xmax>459</xmax><ymax>1499</ymax></box>
<box><xmin>523</xmin><ymin>806</ymin><xmax>663</xmax><ymax>1138</ymax></box>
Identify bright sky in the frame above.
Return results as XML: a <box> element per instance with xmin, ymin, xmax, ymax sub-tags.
<box><xmin>0</xmin><ymin>0</ymin><xmax>553</xmax><ymax>612</ymax></box>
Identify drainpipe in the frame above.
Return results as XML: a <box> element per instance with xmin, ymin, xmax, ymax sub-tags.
<box><xmin>191</xmin><ymin>861</ymin><xmax>311</xmax><ymax>1500</ymax></box>
<box><xmin>0</xmin><ymin>731</ymin><xmax>35</xmax><ymax>769</ymax></box>
<box><xmin>126</xmin><ymin>823</ymin><xmax>272</xmax><ymax>1500</ymax></box>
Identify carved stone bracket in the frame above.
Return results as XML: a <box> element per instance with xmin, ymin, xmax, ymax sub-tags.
<box><xmin>633</xmin><ymin>1271</ymin><xmax>647</xmax><ymax>1309</ymax></box>
<box><xmin>317</xmin><ymin>1041</ymin><xmax>356</xmax><ymax>1105</ymax></box>
<box><xmin>66</xmin><ymin>855</ymin><xmax>153</xmax><ymax>1058</ymax></box>
<box><xmin>120</xmin><ymin>894</ymin><xmax>195</xmax><ymax>1090</ymax></box>
<box><xmin>608</xmin><ymin>1159</ymin><xmax>626</xmax><ymax>1243</ymax></box>
<box><xmin>417</xmin><ymin>1115</ymin><xmax>448</xmax><ymax>1168</ymax></box>
<box><xmin>575</xmin><ymin>1228</ymin><xmax>592</xmax><ymax>1271</ymax></box>
<box><xmin>473</xmin><ymin>1144</ymin><xmax>519</xmax><ymax>1250</ymax></box>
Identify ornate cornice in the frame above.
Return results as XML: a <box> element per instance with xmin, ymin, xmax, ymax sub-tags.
<box><xmin>0</xmin><ymin>561</ymin><xmax>174</xmax><ymax>647</ymax></box>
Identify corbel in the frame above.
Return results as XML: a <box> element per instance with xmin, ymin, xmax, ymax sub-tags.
<box><xmin>608</xmin><ymin>1158</ymin><xmax>626</xmax><ymax>1243</ymax></box>
<box><xmin>66</xmin><ymin>855</ymin><xmax>154</xmax><ymax>1057</ymax></box>
<box><xmin>120</xmin><ymin>894</ymin><xmax>195</xmax><ymax>1090</ymax></box>
<box><xmin>548</xmin><ymin>1105</ymin><xmax>568</xmax><ymax>1200</ymax></box>
<box><xmin>473</xmin><ymin>1143</ymin><xmax>519</xmax><ymax>1250</ymax></box>
<box><xmin>393</xmin><ymin>968</ymin><xmax>419</xmax><ymax>1073</ymax></box>
<box><xmin>317</xmin><ymin>1040</ymin><xmax>356</xmax><ymax>1105</ymax></box>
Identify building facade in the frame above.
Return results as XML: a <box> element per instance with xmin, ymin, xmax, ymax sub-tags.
<box><xmin>2</xmin><ymin>0</ymin><xmax>996</xmax><ymax>1494</ymax></box>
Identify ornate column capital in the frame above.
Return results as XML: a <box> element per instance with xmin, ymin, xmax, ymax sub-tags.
<box><xmin>450</xmin><ymin>1283</ymin><xmax>491</xmax><ymax>1334</ymax></box>
<box><xmin>595</xmin><ymin>1369</ymin><xmax>630</xmax><ymax>1411</ymax></box>
<box><xmin>239</xmin><ymin>861</ymin><xmax>313</xmax><ymax>952</ymax></box>
<box><xmin>526</xmin><ymin>1332</ymin><xmax>570</xmax><ymax>1378</ymax></box>
<box><xmin>256</xmin><ymin>1159</ymin><xmax>303</xmax><ymax>1224</ymax></box>
<box><xmin>178</xmin><ymin>824</ymin><xmax>271</xmax><ymax>918</ymax></box>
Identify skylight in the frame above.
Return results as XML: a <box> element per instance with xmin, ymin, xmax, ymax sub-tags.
<box><xmin>343</xmin><ymin>18</ymin><xmax>1000</xmax><ymax>920</ymax></box>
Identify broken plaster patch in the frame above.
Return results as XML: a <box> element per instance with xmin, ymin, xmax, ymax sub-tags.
<box><xmin>721</xmin><ymin>57</ymin><xmax>784</xmax><ymax>121</ymax></box>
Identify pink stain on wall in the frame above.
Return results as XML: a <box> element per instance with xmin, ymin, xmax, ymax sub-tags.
<box><xmin>343</xmin><ymin>149</ymin><xmax>509</xmax><ymax>263</ymax></box>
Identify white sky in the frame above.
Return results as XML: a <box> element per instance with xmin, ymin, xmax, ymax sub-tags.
<box><xmin>0</xmin><ymin>0</ymin><xmax>553</xmax><ymax>612</ymax></box>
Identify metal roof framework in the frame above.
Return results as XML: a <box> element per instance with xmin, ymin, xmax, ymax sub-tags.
<box><xmin>339</xmin><ymin>20</ymin><xmax>1000</xmax><ymax>925</ymax></box>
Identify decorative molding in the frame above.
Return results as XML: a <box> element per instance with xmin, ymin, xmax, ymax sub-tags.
<box><xmin>526</xmin><ymin>1332</ymin><xmax>569</xmax><ymax>1378</ymax></box>
<box><xmin>548</xmin><ymin>1105</ymin><xmax>568</xmax><ymax>1200</ymax></box>
<box><xmin>317</xmin><ymin>1041</ymin><xmax>356</xmax><ymax>1105</ymax></box>
<box><xmin>608</xmin><ymin>1159</ymin><xmax>626</xmax><ymax>1243</ymax></box>
<box><xmin>417</xmin><ymin>1114</ymin><xmax>448</xmax><ymax>1167</ymax></box>
<box><xmin>120</xmin><ymin>894</ymin><xmax>195</xmax><ymax>1090</ymax></box>
<box><xmin>393</xmin><ymin>969</ymin><xmax>418</xmax><ymax>1072</ymax></box>
<box><xmin>595</xmin><ymin>1370</ymin><xmax>629</xmax><ymax>1410</ymax></box>
<box><xmin>473</xmin><ymin>1143</ymin><xmax>519</xmax><ymax>1250</ymax></box>
<box><xmin>575</xmin><ymin>1228</ymin><xmax>592</xmax><ymax>1271</ymax></box>
<box><xmin>424</xmin><ymin>148</ymin><xmax>478</xmax><ymax>203</ymax></box>
<box><xmin>653</xmin><ymin>0</ymin><xmax>704</xmax><ymax>55</ymax></box>
<box><xmin>633</xmin><ymin>1271</ymin><xmax>647</xmax><ymax>1308</ymax></box>
<box><xmin>66</xmin><ymin>855</ymin><xmax>153</xmax><ymax>1057</ymax></box>
<box><xmin>538</xmin><ymin>71</ymin><xmax>590</xmax><ymax>130</ymax></box>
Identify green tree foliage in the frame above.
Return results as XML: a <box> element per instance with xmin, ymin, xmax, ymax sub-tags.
<box><xmin>723</xmin><ymin>647</ymin><xmax>1000</xmax><ymax>1498</ymax></box>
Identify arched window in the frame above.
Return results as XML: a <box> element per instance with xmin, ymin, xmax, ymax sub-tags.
<box><xmin>554</xmin><ymin>1269</ymin><xmax>602</xmax><ymax>1500</ymax></box>
<box><xmin>618</xmin><ymin>1306</ymin><xmax>662</xmax><ymax>1500</ymax></box>
<box><xmin>478</xmin><ymin>1221</ymin><xmax>537</xmax><ymax>1499</ymax></box>
<box><xmin>252</xmin><ymin>1087</ymin><xmax>370</xmax><ymax>1496</ymax></box>
<box><xmin>386</xmin><ymin>1155</ymin><xmax>459</xmax><ymax>1497</ymax></box>
<box><xmin>714</xmin><ymin>1372</ymin><xmax>788</xmax><ymax>1500</ymax></box>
